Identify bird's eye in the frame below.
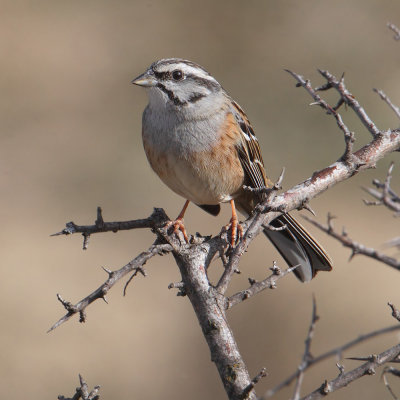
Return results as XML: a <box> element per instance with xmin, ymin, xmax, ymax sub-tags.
<box><xmin>172</xmin><ymin>70</ymin><xmax>184</xmax><ymax>81</ymax></box>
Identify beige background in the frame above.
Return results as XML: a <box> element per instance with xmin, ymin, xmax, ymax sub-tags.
<box><xmin>1</xmin><ymin>0</ymin><xmax>400</xmax><ymax>399</ymax></box>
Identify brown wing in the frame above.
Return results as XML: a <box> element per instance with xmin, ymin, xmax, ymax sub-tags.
<box><xmin>230</xmin><ymin>100</ymin><xmax>272</xmax><ymax>192</ymax></box>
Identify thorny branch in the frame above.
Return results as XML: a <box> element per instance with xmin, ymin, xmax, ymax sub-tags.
<box><xmin>53</xmin><ymin>69</ymin><xmax>400</xmax><ymax>400</ymax></box>
<box><xmin>363</xmin><ymin>162</ymin><xmax>400</xmax><ymax>215</ymax></box>
<box><xmin>49</xmin><ymin>238</ymin><xmax>173</xmax><ymax>332</ymax></box>
<box><xmin>227</xmin><ymin>262</ymin><xmax>297</xmax><ymax>309</ymax></box>
<box><xmin>265</xmin><ymin>303</ymin><xmax>400</xmax><ymax>399</ymax></box>
<box><xmin>303</xmin><ymin>213</ymin><xmax>400</xmax><ymax>271</ymax></box>
<box><xmin>302</xmin><ymin>343</ymin><xmax>400</xmax><ymax>400</ymax></box>
<box><xmin>302</xmin><ymin>161</ymin><xmax>400</xmax><ymax>272</ymax></box>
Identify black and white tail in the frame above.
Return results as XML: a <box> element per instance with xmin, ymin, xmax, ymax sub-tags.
<box><xmin>263</xmin><ymin>214</ymin><xmax>332</xmax><ymax>282</ymax></box>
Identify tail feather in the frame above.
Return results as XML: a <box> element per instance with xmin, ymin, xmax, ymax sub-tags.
<box><xmin>263</xmin><ymin>214</ymin><xmax>332</xmax><ymax>282</ymax></box>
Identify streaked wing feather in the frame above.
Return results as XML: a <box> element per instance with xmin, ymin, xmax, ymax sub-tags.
<box><xmin>230</xmin><ymin>100</ymin><xmax>271</xmax><ymax>191</ymax></box>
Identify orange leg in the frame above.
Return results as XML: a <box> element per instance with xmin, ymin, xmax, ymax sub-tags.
<box><xmin>225</xmin><ymin>200</ymin><xmax>243</xmax><ymax>246</ymax></box>
<box><xmin>165</xmin><ymin>200</ymin><xmax>190</xmax><ymax>242</ymax></box>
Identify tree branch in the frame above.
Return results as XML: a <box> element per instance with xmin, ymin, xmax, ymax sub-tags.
<box><xmin>363</xmin><ymin>162</ymin><xmax>400</xmax><ymax>214</ymax></box>
<box><xmin>265</xmin><ymin>323</ymin><xmax>400</xmax><ymax>398</ymax></box>
<box><xmin>373</xmin><ymin>88</ymin><xmax>400</xmax><ymax>121</ymax></box>
<box><xmin>227</xmin><ymin>263</ymin><xmax>297</xmax><ymax>309</ymax></box>
<box><xmin>48</xmin><ymin>240</ymin><xmax>173</xmax><ymax>332</ymax></box>
<box><xmin>52</xmin><ymin>207</ymin><xmax>170</xmax><ymax>249</ymax></box>
<box><xmin>302</xmin><ymin>213</ymin><xmax>400</xmax><ymax>271</ymax></box>
<box><xmin>301</xmin><ymin>343</ymin><xmax>400</xmax><ymax>400</ymax></box>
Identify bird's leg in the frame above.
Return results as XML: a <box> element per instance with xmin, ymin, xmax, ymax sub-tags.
<box><xmin>225</xmin><ymin>200</ymin><xmax>243</xmax><ymax>246</ymax></box>
<box><xmin>165</xmin><ymin>200</ymin><xmax>190</xmax><ymax>242</ymax></box>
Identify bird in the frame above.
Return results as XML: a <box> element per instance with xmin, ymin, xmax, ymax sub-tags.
<box><xmin>132</xmin><ymin>58</ymin><xmax>332</xmax><ymax>282</ymax></box>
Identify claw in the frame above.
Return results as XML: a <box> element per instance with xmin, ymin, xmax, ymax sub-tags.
<box><xmin>165</xmin><ymin>218</ymin><xmax>189</xmax><ymax>243</ymax></box>
<box><xmin>225</xmin><ymin>216</ymin><xmax>243</xmax><ymax>246</ymax></box>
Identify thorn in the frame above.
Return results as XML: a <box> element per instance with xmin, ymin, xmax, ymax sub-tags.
<box><xmin>388</xmin><ymin>161</ymin><xmax>395</xmax><ymax>175</ymax></box>
<box><xmin>276</xmin><ymin>167</ymin><xmax>285</xmax><ymax>189</ymax></box>
<box><xmin>95</xmin><ymin>206</ymin><xmax>104</xmax><ymax>228</ymax></box>
<box><xmin>388</xmin><ymin>302</ymin><xmax>400</xmax><ymax>322</ymax></box>
<box><xmin>79</xmin><ymin>310</ymin><xmax>86</xmax><ymax>323</ymax></box>
<box><xmin>82</xmin><ymin>233</ymin><xmax>90</xmax><ymax>250</ymax></box>
<box><xmin>302</xmin><ymin>203</ymin><xmax>316</xmax><ymax>216</ymax></box>
<box><xmin>336</xmin><ymin>362</ymin><xmax>345</xmax><ymax>376</ymax></box>
<box><xmin>248</xmin><ymin>277</ymin><xmax>257</xmax><ymax>285</ymax></box>
<box><xmin>349</xmin><ymin>249</ymin><xmax>357</xmax><ymax>261</ymax></box>
<box><xmin>322</xmin><ymin>380</ymin><xmax>332</xmax><ymax>394</ymax></box>
<box><xmin>270</xmin><ymin>261</ymin><xmax>281</xmax><ymax>275</ymax></box>
<box><xmin>168</xmin><ymin>281</ymin><xmax>185</xmax><ymax>290</ymax></box>
<box><xmin>102</xmin><ymin>266</ymin><xmax>113</xmax><ymax>276</ymax></box>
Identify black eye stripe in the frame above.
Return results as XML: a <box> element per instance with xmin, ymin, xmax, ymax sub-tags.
<box><xmin>153</xmin><ymin>69</ymin><xmax>219</xmax><ymax>92</ymax></box>
<box><xmin>154</xmin><ymin>71</ymin><xmax>168</xmax><ymax>80</ymax></box>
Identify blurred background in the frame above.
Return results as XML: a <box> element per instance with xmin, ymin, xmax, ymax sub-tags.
<box><xmin>1</xmin><ymin>0</ymin><xmax>400</xmax><ymax>399</ymax></box>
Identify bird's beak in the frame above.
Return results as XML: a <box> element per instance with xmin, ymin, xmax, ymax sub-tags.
<box><xmin>131</xmin><ymin>70</ymin><xmax>157</xmax><ymax>87</ymax></box>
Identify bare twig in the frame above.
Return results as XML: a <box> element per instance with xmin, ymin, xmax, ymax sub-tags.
<box><xmin>52</xmin><ymin>207</ymin><xmax>169</xmax><ymax>238</ymax></box>
<box><xmin>317</xmin><ymin>69</ymin><xmax>381</xmax><ymax>137</ymax></box>
<box><xmin>302</xmin><ymin>214</ymin><xmax>400</xmax><ymax>271</ymax></box>
<box><xmin>286</xmin><ymin>70</ymin><xmax>357</xmax><ymax>164</ymax></box>
<box><xmin>58</xmin><ymin>374</ymin><xmax>100</xmax><ymax>400</ymax></box>
<box><xmin>227</xmin><ymin>263</ymin><xmax>297</xmax><ymax>309</ymax></box>
<box><xmin>301</xmin><ymin>343</ymin><xmax>400</xmax><ymax>399</ymax></box>
<box><xmin>264</xmin><ymin>324</ymin><xmax>400</xmax><ymax>397</ymax></box>
<box><xmin>241</xmin><ymin>367</ymin><xmax>268</xmax><ymax>399</ymax></box>
<box><xmin>363</xmin><ymin>163</ymin><xmax>400</xmax><ymax>214</ymax></box>
<box><xmin>382</xmin><ymin>366</ymin><xmax>400</xmax><ymax>400</ymax></box>
<box><xmin>373</xmin><ymin>88</ymin><xmax>400</xmax><ymax>121</ymax></box>
<box><xmin>292</xmin><ymin>297</ymin><xmax>319</xmax><ymax>400</ymax></box>
<box><xmin>48</xmin><ymin>242</ymin><xmax>173</xmax><ymax>332</ymax></box>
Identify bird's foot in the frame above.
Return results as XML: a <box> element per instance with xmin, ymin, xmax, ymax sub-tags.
<box><xmin>224</xmin><ymin>216</ymin><xmax>243</xmax><ymax>246</ymax></box>
<box><xmin>165</xmin><ymin>218</ymin><xmax>189</xmax><ymax>243</ymax></box>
